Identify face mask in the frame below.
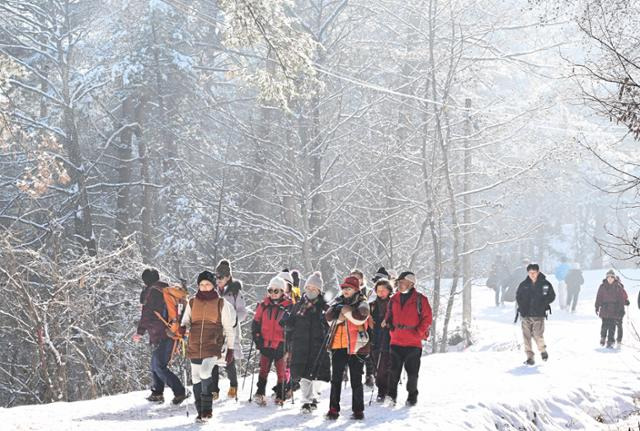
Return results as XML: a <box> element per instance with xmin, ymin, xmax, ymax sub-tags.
<box><xmin>306</xmin><ymin>290</ymin><xmax>319</xmax><ymax>300</ymax></box>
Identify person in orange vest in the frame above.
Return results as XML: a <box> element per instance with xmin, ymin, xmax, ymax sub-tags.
<box><xmin>325</xmin><ymin>275</ymin><xmax>371</xmax><ymax>420</ymax></box>
<box><xmin>384</xmin><ymin>271</ymin><xmax>432</xmax><ymax>406</ymax></box>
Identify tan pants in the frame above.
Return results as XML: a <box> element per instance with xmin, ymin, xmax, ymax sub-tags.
<box><xmin>521</xmin><ymin>317</ymin><xmax>546</xmax><ymax>359</ymax></box>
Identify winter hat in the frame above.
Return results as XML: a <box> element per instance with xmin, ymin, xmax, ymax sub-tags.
<box><xmin>396</xmin><ymin>271</ymin><xmax>417</xmax><ymax>285</ymax></box>
<box><xmin>304</xmin><ymin>271</ymin><xmax>324</xmax><ymax>291</ymax></box>
<box><xmin>278</xmin><ymin>269</ymin><xmax>294</xmax><ymax>285</ymax></box>
<box><xmin>291</xmin><ymin>270</ymin><xmax>301</xmax><ymax>287</ymax></box>
<box><xmin>340</xmin><ymin>276</ymin><xmax>361</xmax><ymax>291</ymax></box>
<box><xmin>197</xmin><ymin>270</ymin><xmax>216</xmax><ymax>286</ymax></box>
<box><xmin>371</xmin><ymin>266</ymin><xmax>390</xmax><ymax>283</ymax></box>
<box><xmin>141</xmin><ymin>268</ymin><xmax>160</xmax><ymax>286</ymax></box>
<box><xmin>606</xmin><ymin>269</ymin><xmax>616</xmax><ymax>277</ymax></box>
<box><xmin>215</xmin><ymin>259</ymin><xmax>232</xmax><ymax>278</ymax></box>
<box><xmin>387</xmin><ymin>269</ymin><xmax>398</xmax><ymax>280</ymax></box>
<box><xmin>268</xmin><ymin>276</ymin><xmax>286</xmax><ymax>292</ymax></box>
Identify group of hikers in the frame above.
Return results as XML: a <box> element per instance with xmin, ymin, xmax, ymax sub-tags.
<box><xmin>134</xmin><ymin>261</ymin><xmax>432</xmax><ymax>422</ymax></box>
<box><xmin>133</xmin><ymin>257</ymin><xmax>633</xmax><ymax>422</ymax></box>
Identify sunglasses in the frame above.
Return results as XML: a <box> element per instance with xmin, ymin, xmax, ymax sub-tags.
<box><xmin>268</xmin><ymin>288</ymin><xmax>283</xmax><ymax>294</ymax></box>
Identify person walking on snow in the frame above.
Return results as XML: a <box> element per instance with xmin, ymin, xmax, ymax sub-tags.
<box><xmin>595</xmin><ymin>269</ymin><xmax>629</xmax><ymax>348</ymax></box>
<box><xmin>516</xmin><ymin>263</ymin><xmax>555</xmax><ymax>365</ymax></box>
<box><xmin>252</xmin><ymin>276</ymin><xmax>293</xmax><ymax>406</ymax></box>
<box><xmin>133</xmin><ymin>268</ymin><xmax>187</xmax><ymax>405</ymax></box>
<box><xmin>554</xmin><ymin>256</ymin><xmax>570</xmax><ymax>310</ymax></box>
<box><xmin>370</xmin><ymin>278</ymin><xmax>393</xmax><ymax>402</ymax></box>
<box><xmin>384</xmin><ymin>271</ymin><xmax>432</xmax><ymax>407</ymax></box>
<box><xmin>181</xmin><ymin>271</ymin><xmax>236</xmax><ymax>422</ymax></box>
<box><xmin>284</xmin><ymin>271</ymin><xmax>331</xmax><ymax>413</ymax></box>
<box><xmin>564</xmin><ymin>264</ymin><xmax>584</xmax><ymax>313</ymax></box>
<box><xmin>210</xmin><ymin>259</ymin><xmax>247</xmax><ymax>400</ymax></box>
<box><xmin>325</xmin><ymin>275</ymin><xmax>371</xmax><ymax>421</ymax></box>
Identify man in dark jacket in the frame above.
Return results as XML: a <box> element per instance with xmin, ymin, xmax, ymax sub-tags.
<box><xmin>385</xmin><ymin>271</ymin><xmax>432</xmax><ymax>406</ymax></box>
<box><xmin>516</xmin><ymin>263</ymin><xmax>555</xmax><ymax>365</ymax></box>
<box><xmin>133</xmin><ymin>268</ymin><xmax>187</xmax><ymax>404</ymax></box>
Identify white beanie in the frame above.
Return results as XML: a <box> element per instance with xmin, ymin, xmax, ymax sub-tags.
<box><xmin>268</xmin><ymin>276</ymin><xmax>286</xmax><ymax>292</ymax></box>
<box><xmin>278</xmin><ymin>270</ymin><xmax>294</xmax><ymax>285</ymax></box>
<box><xmin>304</xmin><ymin>271</ymin><xmax>324</xmax><ymax>291</ymax></box>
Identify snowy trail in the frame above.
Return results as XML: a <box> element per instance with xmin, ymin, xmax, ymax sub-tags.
<box><xmin>3</xmin><ymin>269</ymin><xmax>640</xmax><ymax>430</ymax></box>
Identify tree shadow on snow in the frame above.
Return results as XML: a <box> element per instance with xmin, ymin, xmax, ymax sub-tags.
<box><xmin>75</xmin><ymin>402</ymin><xmax>187</xmax><ymax>423</ymax></box>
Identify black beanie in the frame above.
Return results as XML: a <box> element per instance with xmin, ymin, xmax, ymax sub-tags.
<box><xmin>371</xmin><ymin>266</ymin><xmax>390</xmax><ymax>282</ymax></box>
<box><xmin>141</xmin><ymin>268</ymin><xmax>159</xmax><ymax>287</ymax></box>
<box><xmin>215</xmin><ymin>259</ymin><xmax>232</xmax><ymax>278</ymax></box>
<box><xmin>197</xmin><ymin>270</ymin><xmax>216</xmax><ymax>285</ymax></box>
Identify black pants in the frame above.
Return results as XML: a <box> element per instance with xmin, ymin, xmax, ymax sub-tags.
<box><xmin>150</xmin><ymin>338</ymin><xmax>185</xmax><ymax>396</ymax></box>
<box><xmin>372</xmin><ymin>349</ymin><xmax>391</xmax><ymax>398</ymax></box>
<box><xmin>566</xmin><ymin>286</ymin><xmax>580</xmax><ymax>312</ymax></box>
<box><xmin>330</xmin><ymin>349</ymin><xmax>365</xmax><ymax>413</ymax></box>
<box><xmin>615</xmin><ymin>318</ymin><xmax>623</xmax><ymax>343</ymax></box>
<box><xmin>388</xmin><ymin>345</ymin><xmax>421</xmax><ymax>402</ymax></box>
<box><xmin>601</xmin><ymin>318</ymin><xmax>616</xmax><ymax>344</ymax></box>
<box><xmin>211</xmin><ymin>359</ymin><xmax>238</xmax><ymax>392</ymax></box>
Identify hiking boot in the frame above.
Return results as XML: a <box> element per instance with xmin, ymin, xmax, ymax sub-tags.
<box><xmin>275</xmin><ymin>397</ymin><xmax>285</xmax><ymax>406</ymax></box>
<box><xmin>201</xmin><ymin>410</ymin><xmax>212</xmax><ymax>419</ymax></box>
<box><xmin>171</xmin><ymin>390</ymin><xmax>190</xmax><ymax>405</ymax></box>
<box><xmin>376</xmin><ymin>395</ymin><xmax>385</xmax><ymax>403</ymax></box>
<box><xmin>541</xmin><ymin>352</ymin><xmax>548</xmax><ymax>361</ymax></box>
<box><xmin>301</xmin><ymin>403</ymin><xmax>313</xmax><ymax>413</ymax></box>
<box><xmin>524</xmin><ymin>357</ymin><xmax>535</xmax><ymax>366</ymax></box>
<box><xmin>146</xmin><ymin>392</ymin><xmax>164</xmax><ymax>403</ymax></box>
<box><xmin>384</xmin><ymin>396</ymin><xmax>397</xmax><ymax>406</ymax></box>
<box><xmin>228</xmin><ymin>387</ymin><xmax>237</xmax><ymax>399</ymax></box>
<box><xmin>326</xmin><ymin>408</ymin><xmax>339</xmax><ymax>420</ymax></box>
<box><xmin>364</xmin><ymin>375</ymin><xmax>374</xmax><ymax>388</ymax></box>
<box><xmin>253</xmin><ymin>394</ymin><xmax>267</xmax><ymax>406</ymax></box>
<box><xmin>211</xmin><ymin>391</ymin><xmax>219</xmax><ymax>401</ymax></box>
<box><xmin>600</xmin><ymin>337</ymin><xmax>605</xmax><ymax>347</ymax></box>
<box><xmin>310</xmin><ymin>400</ymin><xmax>318</xmax><ymax>410</ymax></box>
<box><xmin>606</xmin><ymin>342</ymin><xmax>614</xmax><ymax>349</ymax></box>
<box><xmin>406</xmin><ymin>395</ymin><xmax>417</xmax><ymax>406</ymax></box>
<box><xmin>351</xmin><ymin>411</ymin><xmax>364</xmax><ymax>420</ymax></box>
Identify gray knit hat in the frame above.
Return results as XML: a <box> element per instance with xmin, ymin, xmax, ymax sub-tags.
<box><xmin>304</xmin><ymin>271</ymin><xmax>324</xmax><ymax>291</ymax></box>
<box><xmin>606</xmin><ymin>269</ymin><xmax>615</xmax><ymax>277</ymax></box>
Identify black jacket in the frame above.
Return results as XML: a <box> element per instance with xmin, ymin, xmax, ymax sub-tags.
<box><xmin>370</xmin><ymin>297</ymin><xmax>390</xmax><ymax>352</ymax></box>
<box><xmin>516</xmin><ymin>273</ymin><xmax>555</xmax><ymax>318</ymax></box>
<box><xmin>285</xmin><ymin>294</ymin><xmax>331</xmax><ymax>381</ymax></box>
<box><xmin>565</xmin><ymin>269</ymin><xmax>584</xmax><ymax>290</ymax></box>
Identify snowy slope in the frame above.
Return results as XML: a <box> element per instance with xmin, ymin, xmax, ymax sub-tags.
<box><xmin>3</xmin><ymin>269</ymin><xmax>640</xmax><ymax>430</ymax></box>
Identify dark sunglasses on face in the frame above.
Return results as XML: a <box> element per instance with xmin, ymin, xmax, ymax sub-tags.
<box><xmin>268</xmin><ymin>288</ymin><xmax>282</xmax><ymax>294</ymax></box>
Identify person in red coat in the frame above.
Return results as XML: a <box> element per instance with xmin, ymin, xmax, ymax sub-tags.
<box><xmin>384</xmin><ymin>271</ymin><xmax>432</xmax><ymax>406</ymax></box>
<box><xmin>595</xmin><ymin>269</ymin><xmax>629</xmax><ymax>348</ymax></box>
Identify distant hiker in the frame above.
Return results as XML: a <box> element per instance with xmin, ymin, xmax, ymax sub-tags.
<box><xmin>502</xmin><ymin>258</ymin><xmax>530</xmax><ymax>303</ymax></box>
<box><xmin>385</xmin><ymin>271</ymin><xmax>432</xmax><ymax>407</ymax></box>
<box><xmin>279</xmin><ymin>269</ymin><xmax>299</xmax><ymax>303</ymax></box>
<box><xmin>554</xmin><ymin>256</ymin><xmax>571</xmax><ymax>310</ymax></box>
<box><xmin>487</xmin><ymin>255</ymin><xmax>509</xmax><ymax>306</ymax></box>
<box><xmin>325</xmin><ymin>275</ymin><xmax>371</xmax><ymax>420</ymax></box>
<box><xmin>370</xmin><ymin>278</ymin><xmax>393</xmax><ymax>402</ymax></box>
<box><xmin>252</xmin><ymin>276</ymin><xmax>293</xmax><ymax>406</ymax></box>
<box><xmin>181</xmin><ymin>271</ymin><xmax>236</xmax><ymax>422</ymax></box>
<box><xmin>284</xmin><ymin>271</ymin><xmax>330</xmax><ymax>414</ymax></box>
<box><xmin>515</xmin><ymin>263</ymin><xmax>555</xmax><ymax>365</ymax></box>
<box><xmin>133</xmin><ymin>268</ymin><xmax>187</xmax><ymax>405</ymax></box>
<box><xmin>565</xmin><ymin>264</ymin><xmax>584</xmax><ymax>313</ymax></box>
<box><xmin>595</xmin><ymin>269</ymin><xmax>628</xmax><ymax>348</ymax></box>
<box><xmin>210</xmin><ymin>259</ymin><xmax>247</xmax><ymax>400</ymax></box>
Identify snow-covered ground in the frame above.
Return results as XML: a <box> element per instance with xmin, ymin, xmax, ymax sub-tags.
<box><xmin>3</xmin><ymin>269</ymin><xmax>640</xmax><ymax>430</ymax></box>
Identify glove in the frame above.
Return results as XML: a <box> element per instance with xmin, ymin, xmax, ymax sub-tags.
<box><xmin>225</xmin><ymin>349</ymin><xmax>234</xmax><ymax>365</ymax></box>
<box><xmin>253</xmin><ymin>333</ymin><xmax>263</xmax><ymax>349</ymax></box>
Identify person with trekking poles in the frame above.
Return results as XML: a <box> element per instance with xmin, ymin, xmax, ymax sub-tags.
<box><xmin>384</xmin><ymin>271</ymin><xmax>432</xmax><ymax>407</ymax></box>
<box><xmin>325</xmin><ymin>275</ymin><xmax>371</xmax><ymax>421</ymax></box>
<box><xmin>370</xmin><ymin>277</ymin><xmax>393</xmax><ymax>403</ymax></box>
<box><xmin>251</xmin><ymin>276</ymin><xmax>293</xmax><ymax>406</ymax></box>
<box><xmin>133</xmin><ymin>268</ymin><xmax>188</xmax><ymax>405</ymax></box>
<box><xmin>180</xmin><ymin>271</ymin><xmax>237</xmax><ymax>423</ymax></box>
<box><xmin>283</xmin><ymin>271</ymin><xmax>331</xmax><ymax>414</ymax></box>
<box><xmin>210</xmin><ymin>259</ymin><xmax>247</xmax><ymax>400</ymax></box>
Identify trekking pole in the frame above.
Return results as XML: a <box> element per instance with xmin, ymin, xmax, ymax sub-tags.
<box><xmin>280</xmin><ymin>331</ymin><xmax>287</xmax><ymax>408</ymax></box>
<box><xmin>248</xmin><ymin>344</ymin><xmax>257</xmax><ymax>402</ymax></box>
<box><xmin>368</xmin><ymin>350</ymin><xmax>383</xmax><ymax>406</ymax></box>
<box><xmin>183</xmin><ymin>366</ymin><xmax>189</xmax><ymax>418</ymax></box>
<box><xmin>242</xmin><ymin>339</ymin><xmax>254</xmax><ymax>391</ymax></box>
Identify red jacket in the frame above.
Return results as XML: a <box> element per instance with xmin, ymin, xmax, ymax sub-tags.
<box><xmin>386</xmin><ymin>288</ymin><xmax>432</xmax><ymax>348</ymax></box>
<box><xmin>253</xmin><ymin>296</ymin><xmax>293</xmax><ymax>348</ymax></box>
<box><xmin>137</xmin><ymin>281</ymin><xmax>169</xmax><ymax>344</ymax></box>
<box><xmin>595</xmin><ymin>279</ymin><xmax>628</xmax><ymax>319</ymax></box>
